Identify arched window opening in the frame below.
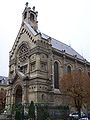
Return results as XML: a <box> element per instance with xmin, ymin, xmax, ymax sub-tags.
<box><xmin>30</xmin><ymin>13</ymin><xmax>34</xmax><ymax>21</ymax></box>
<box><xmin>41</xmin><ymin>94</ymin><xmax>44</xmax><ymax>100</ymax></box>
<box><xmin>88</xmin><ymin>72</ymin><xmax>90</xmax><ymax>77</ymax></box>
<box><xmin>78</xmin><ymin>69</ymin><xmax>82</xmax><ymax>75</ymax></box>
<box><xmin>54</xmin><ymin>61</ymin><xmax>59</xmax><ymax>89</ymax></box>
<box><xmin>15</xmin><ymin>85</ymin><xmax>22</xmax><ymax>105</ymax></box>
<box><xmin>67</xmin><ymin>65</ymin><xmax>71</xmax><ymax>73</ymax></box>
<box><xmin>20</xmin><ymin>65</ymin><xmax>27</xmax><ymax>74</ymax></box>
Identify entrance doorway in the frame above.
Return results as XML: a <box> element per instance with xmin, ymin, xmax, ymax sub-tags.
<box><xmin>15</xmin><ymin>85</ymin><xmax>22</xmax><ymax>105</ymax></box>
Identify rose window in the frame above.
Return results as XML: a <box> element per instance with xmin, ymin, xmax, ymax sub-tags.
<box><xmin>18</xmin><ymin>44</ymin><xmax>29</xmax><ymax>62</ymax></box>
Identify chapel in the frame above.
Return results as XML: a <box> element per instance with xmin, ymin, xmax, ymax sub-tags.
<box><xmin>6</xmin><ymin>2</ymin><xmax>90</xmax><ymax>111</ymax></box>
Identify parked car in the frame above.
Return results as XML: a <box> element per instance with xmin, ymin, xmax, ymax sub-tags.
<box><xmin>1</xmin><ymin>110</ymin><xmax>7</xmax><ymax>115</ymax></box>
<box><xmin>79</xmin><ymin>116</ymin><xmax>89</xmax><ymax>120</ymax></box>
<box><xmin>68</xmin><ymin>112</ymin><xmax>87</xmax><ymax>120</ymax></box>
<box><xmin>69</xmin><ymin>112</ymin><xmax>79</xmax><ymax>120</ymax></box>
<box><xmin>87</xmin><ymin>111</ymin><xmax>90</xmax><ymax>120</ymax></box>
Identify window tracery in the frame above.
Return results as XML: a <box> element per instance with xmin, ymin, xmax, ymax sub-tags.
<box><xmin>18</xmin><ymin>43</ymin><xmax>29</xmax><ymax>62</ymax></box>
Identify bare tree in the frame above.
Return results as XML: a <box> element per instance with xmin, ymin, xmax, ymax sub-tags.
<box><xmin>60</xmin><ymin>70</ymin><xmax>90</xmax><ymax>118</ymax></box>
<box><xmin>0</xmin><ymin>88</ymin><xmax>6</xmax><ymax>112</ymax></box>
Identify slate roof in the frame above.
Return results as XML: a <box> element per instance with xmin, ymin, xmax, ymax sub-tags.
<box><xmin>24</xmin><ymin>22</ymin><xmax>84</xmax><ymax>60</ymax></box>
<box><xmin>41</xmin><ymin>33</ymin><xmax>84</xmax><ymax>60</ymax></box>
<box><xmin>0</xmin><ymin>76</ymin><xmax>8</xmax><ymax>85</ymax></box>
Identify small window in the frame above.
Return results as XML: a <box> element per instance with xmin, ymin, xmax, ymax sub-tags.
<box><xmin>67</xmin><ymin>65</ymin><xmax>71</xmax><ymax>73</ymax></box>
<box><xmin>78</xmin><ymin>69</ymin><xmax>82</xmax><ymax>75</ymax></box>
<box><xmin>20</xmin><ymin>65</ymin><xmax>27</xmax><ymax>74</ymax></box>
<box><xmin>31</xmin><ymin>62</ymin><xmax>36</xmax><ymax>71</ymax></box>
<box><xmin>24</xmin><ymin>12</ymin><xmax>27</xmax><ymax>19</ymax></box>
<box><xmin>88</xmin><ymin>72</ymin><xmax>90</xmax><ymax>77</ymax></box>
<box><xmin>41</xmin><ymin>94</ymin><xmax>44</xmax><ymax>100</ymax></box>
<box><xmin>30</xmin><ymin>13</ymin><xmax>34</xmax><ymax>21</ymax></box>
<box><xmin>1</xmin><ymin>88</ymin><xmax>4</xmax><ymax>91</ymax></box>
<box><xmin>41</xmin><ymin>62</ymin><xmax>47</xmax><ymax>71</ymax></box>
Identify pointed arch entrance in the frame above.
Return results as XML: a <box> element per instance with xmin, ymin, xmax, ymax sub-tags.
<box><xmin>15</xmin><ymin>85</ymin><xmax>22</xmax><ymax>105</ymax></box>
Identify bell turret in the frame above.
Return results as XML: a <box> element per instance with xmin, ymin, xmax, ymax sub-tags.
<box><xmin>22</xmin><ymin>2</ymin><xmax>38</xmax><ymax>30</ymax></box>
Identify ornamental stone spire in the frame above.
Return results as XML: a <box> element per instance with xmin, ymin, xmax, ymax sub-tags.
<box><xmin>22</xmin><ymin>2</ymin><xmax>38</xmax><ymax>30</ymax></box>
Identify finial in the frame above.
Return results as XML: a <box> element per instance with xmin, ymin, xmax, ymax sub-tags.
<box><xmin>25</xmin><ymin>2</ymin><xmax>28</xmax><ymax>7</ymax></box>
<box><xmin>32</xmin><ymin>6</ymin><xmax>35</xmax><ymax>11</ymax></box>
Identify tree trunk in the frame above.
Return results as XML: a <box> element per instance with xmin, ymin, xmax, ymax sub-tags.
<box><xmin>77</xmin><ymin>99</ymin><xmax>81</xmax><ymax>119</ymax></box>
<box><xmin>77</xmin><ymin>107</ymin><xmax>81</xmax><ymax>118</ymax></box>
<box><xmin>75</xmin><ymin>97</ymin><xmax>82</xmax><ymax>118</ymax></box>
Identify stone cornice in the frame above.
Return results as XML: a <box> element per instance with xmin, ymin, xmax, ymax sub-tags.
<box><xmin>52</xmin><ymin>48</ymin><xmax>90</xmax><ymax>67</ymax></box>
<box><xmin>29</xmin><ymin>46</ymin><xmax>49</xmax><ymax>56</ymax></box>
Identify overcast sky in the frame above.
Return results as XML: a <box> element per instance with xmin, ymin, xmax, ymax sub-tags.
<box><xmin>0</xmin><ymin>0</ymin><xmax>90</xmax><ymax>76</ymax></box>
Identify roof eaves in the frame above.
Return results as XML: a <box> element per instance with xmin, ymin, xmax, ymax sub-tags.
<box><xmin>24</xmin><ymin>21</ymin><xmax>37</xmax><ymax>36</ymax></box>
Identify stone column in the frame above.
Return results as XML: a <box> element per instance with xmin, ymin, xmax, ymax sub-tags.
<box><xmin>47</xmin><ymin>50</ymin><xmax>52</xmax><ymax>80</ymax></box>
<box><xmin>23</xmin><ymin>81</ymin><xmax>29</xmax><ymax>105</ymax></box>
<box><xmin>5</xmin><ymin>89</ymin><xmax>10</xmax><ymax>107</ymax></box>
<box><xmin>63</xmin><ymin>53</ymin><xmax>66</xmax><ymax>74</ymax></box>
<box><xmin>51</xmin><ymin>55</ymin><xmax>54</xmax><ymax>89</ymax></box>
<box><xmin>84</xmin><ymin>59</ymin><xmax>87</xmax><ymax>71</ymax></box>
<box><xmin>27</xmin><ymin>58</ymin><xmax>30</xmax><ymax>76</ymax></box>
<box><xmin>74</xmin><ymin>55</ymin><xmax>77</xmax><ymax>69</ymax></box>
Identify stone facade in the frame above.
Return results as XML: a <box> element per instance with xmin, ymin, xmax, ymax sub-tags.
<box><xmin>6</xmin><ymin>3</ymin><xmax>90</xmax><ymax>108</ymax></box>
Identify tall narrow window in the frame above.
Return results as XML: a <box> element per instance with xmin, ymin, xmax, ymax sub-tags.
<box><xmin>88</xmin><ymin>72</ymin><xmax>90</xmax><ymax>77</ymax></box>
<box><xmin>30</xmin><ymin>13</ymin><xmax>34</xmax><ymax>21</ymax></box>
<box><xmin>78</xmin><ymin>69</ymin><xmax>82</xmax><ymax>75</ymax></box>
<box><xmin>24</xmin><ymin>12</ymin><xmax>27</xmax><ymax>19</ymax></box>
<box><xmin>54</xmin><ymin>61</ymin><xmax>59</xmax><ymax>89</ymax></box>
<box><xmin>67</xmin><ymin>65</ymin><xmax>71</xmax><ymax>73</ymax></box>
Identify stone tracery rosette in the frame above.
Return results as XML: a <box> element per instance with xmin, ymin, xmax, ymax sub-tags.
<box><xmin>17</xmin><ymin>42</ymin><xmax>29</xmax><ymax>63</ymax></box>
